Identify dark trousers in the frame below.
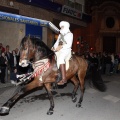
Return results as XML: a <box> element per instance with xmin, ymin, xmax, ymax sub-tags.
<box><xmin>0</xmin><ymin>67</ymin><xmax>6</xmax><ymax>83</ymax></box>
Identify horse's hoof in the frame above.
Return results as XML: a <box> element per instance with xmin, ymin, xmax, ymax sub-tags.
<box><xmin>72</xmin><ymin>97</ymin><xmax>77</xmax><ymax>103</ymax></box>
<box><xmin>76</xmin><ymin>103</ymin><xmax>81</xmax><ymax>108</ymax></box>
<box><xmin>0</xmin><ymin>106</ymin><xmax>10</xmax><ymax>115</ymax></box>
<box><xmin>47</xmin><ymin>110</ymin><xmax>54</xmax><ymax>115</ymax></box>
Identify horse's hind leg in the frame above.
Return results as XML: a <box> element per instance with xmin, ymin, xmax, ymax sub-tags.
<box><xmin>0</xmin><ymin>79</ymin><xmax>40</xmax><ymax>115</ymax></box>
<box><xmin>44</xmin><ymin>83</ymin><xmax>54</xmax><ymax>115</ymax></box>
<box><xmin>70</xmin><ymin>76</ymin><xmax>79</xmax><ymax>103</ymax></box>
<box><xmin>76</xmin><ymin>70</ymin><xmax>86</xmax><ymax>108</ymax></box>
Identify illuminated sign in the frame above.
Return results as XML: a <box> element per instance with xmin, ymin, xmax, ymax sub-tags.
<box><xmin>61</xmin><ymin>5</ymin><xmax>82</xmax><ymax>19</ymax></box>
<box><xmin>0</xmin><ymin>11</ymin><xmax>59</xmax><ymax>33</ymax></box>
<box><xmin>0</xmin><ymin>11</ymin><xmax>48</xmax><ymax>26</ymax></box>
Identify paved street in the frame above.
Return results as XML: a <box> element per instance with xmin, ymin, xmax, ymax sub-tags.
<box><xmin>0</xmin><ymin>74</ymin><xmax>120</xmax><ymax>120</ymax></box>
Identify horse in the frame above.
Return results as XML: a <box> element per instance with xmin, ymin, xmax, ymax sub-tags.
<box><xmin>0</xmin><ymin>36</ymin><xmax>106</xmax><ymax>115</ymax></box>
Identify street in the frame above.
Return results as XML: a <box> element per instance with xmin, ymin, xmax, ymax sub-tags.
<box><xmin>0</xmin><ymin>74</ymin><xmax>120</xmax><ymax>120</ymax></box>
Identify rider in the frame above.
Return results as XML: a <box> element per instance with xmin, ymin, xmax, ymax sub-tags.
<box><xmin>51</xmin><ymin>21</ymin><xmax>73</xmax><ymax>85</ymax></box>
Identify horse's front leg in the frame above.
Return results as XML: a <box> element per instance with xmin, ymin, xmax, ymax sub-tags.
<box><xmin>0</xmin><ymin>78</ymin><xmax>40</xmax><ymax>115</ymax></box>
<box><xmin>44</xmin><ymin>83</ymin><xmax>54</xmax><ymax>115</ymax></box>
<box><xmin>0</xmin><ymin>84</ymin><xmax>25</xmax><ymax>114</ymax></box>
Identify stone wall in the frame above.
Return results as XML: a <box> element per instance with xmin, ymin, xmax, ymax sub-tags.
<box><xmin>87</xmin><ymin>1</ymin><xmax>120</xmax><ymax>53</ymax></box>
<box><xmin>0</xmin><ymin>0</ymin><xmax>87</xmax><ymax>50</ymax></box>
<box><xmin>0</xmin><ymin>21</ymin><xmax>25</xmax><ymax>51</ymax></box>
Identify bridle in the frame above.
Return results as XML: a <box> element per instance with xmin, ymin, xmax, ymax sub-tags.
<box><xmin>19</xmin><ymin>38</ymin><xmax>35</xmax><ymax>67</ymax></box>
<box><xmin>19</xmin><ymin>38</ymin><xmax>54</xmax><ymax>67</ymax></box>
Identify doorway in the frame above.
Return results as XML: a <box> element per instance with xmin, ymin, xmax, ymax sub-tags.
<box><xmin>103</xmin><ymin>36</ymin><xmax>116</xmax><ymax>53</ymax></box>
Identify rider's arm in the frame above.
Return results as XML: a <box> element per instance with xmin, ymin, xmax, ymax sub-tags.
<box><xmin>62</xmin><ymin>33</ymin><xmax>73</xmax><ymax>49</ymax></box>
<box><xmin>52</xmin><ymin>35</ymin><xmax>60</xmax><ymax>50</ymax></box>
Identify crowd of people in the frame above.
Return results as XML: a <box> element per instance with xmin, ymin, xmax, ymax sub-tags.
<box><xmin>0</xmin><ymin>43</ymin><xmax>19</xmax><ymax>84</ymax></box>
<box><xmin>84</xmin><ymin>52</ymin><xmax>120</xmax><ymax>75</ymax></box>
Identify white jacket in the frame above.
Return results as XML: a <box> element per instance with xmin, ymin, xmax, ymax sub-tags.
<box><xmin>53</xmin><ymin>32</ymin><xmax>73</xmax><ymax>51</ymax></box>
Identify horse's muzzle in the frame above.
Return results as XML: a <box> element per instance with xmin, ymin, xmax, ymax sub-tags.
<box><xmin>19</xmin><ymin>60</ymin><xmax>29</xmax><ymax>67</ymax></box>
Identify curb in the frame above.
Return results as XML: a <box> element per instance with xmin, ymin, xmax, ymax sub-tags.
<box><xmin>0</xmin><ymin>83</ymin><xmax>13</xmax><ymax>89</ymax></box>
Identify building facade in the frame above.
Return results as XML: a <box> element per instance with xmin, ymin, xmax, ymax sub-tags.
<box><xmin>0</xmin><ymin>0</ymin><xmax>90</xmax><ymax>53</ymax></box>
<box><xmin>85</xmin><ymin>0</ymin><xmax>120</xmax><ymax>53</ymax></box>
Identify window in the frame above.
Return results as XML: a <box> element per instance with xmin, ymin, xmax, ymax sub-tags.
<box><xmin>106</xmin><ymin>17</ymin><xmax>115</xmax><ymax>28</ymax></box>
<box><xmin>75</xmin><ymin>2</ymin><xmax>82</xmax><ymax>11</ymax></box>
<box><xmin>65</xmin><ymin>0</ymin><xmax>83</xmax><ymax>11</ymax></box>
<box><xmin>68</xmin><ymin>0</ymin><xmax>74</xmax><ymax>8</ymax></box>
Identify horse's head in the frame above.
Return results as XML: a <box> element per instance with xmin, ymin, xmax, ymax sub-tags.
<box><xmin>19</xmin><ymin>36</ymin><xmax>54</xmax><ymax>67</ymax></box>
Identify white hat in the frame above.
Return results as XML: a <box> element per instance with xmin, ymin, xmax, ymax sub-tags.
<box><xmin>59</xmin><ymin>21</ymin><xmax>70</xmax><ymax>28</ymax></box>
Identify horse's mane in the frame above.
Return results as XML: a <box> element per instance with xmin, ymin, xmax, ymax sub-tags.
<box><xmin>21</xmin><ymin>36</ymin><xmax>55</xmax><ymax>61</ymax></box>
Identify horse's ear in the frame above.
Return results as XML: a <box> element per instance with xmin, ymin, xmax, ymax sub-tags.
<box><xmin>28</xmin><ymin>34</ymin><xmax>30</xmax><ymax>39</ymax></box>
<box><xmin>27</xmin><ymin>34</ymin><xmax>31</xmax><ymax>44</ymax></box>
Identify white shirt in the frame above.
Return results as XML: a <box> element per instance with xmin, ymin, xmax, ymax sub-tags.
<box><xmin>53</xmin><ymin>32</ymin><xmax>73</xmax><ymax>51</ymax></box>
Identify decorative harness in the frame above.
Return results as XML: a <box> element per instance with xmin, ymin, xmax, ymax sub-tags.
<box><xmin>16</xmin><ymin>58</ymin><xmax>50</xmax><ymax>86</ymax></box>
<box><xmin>32</xmin><ymin>58</ymin><xmax>50</xmax><ymax>81</ymax></box>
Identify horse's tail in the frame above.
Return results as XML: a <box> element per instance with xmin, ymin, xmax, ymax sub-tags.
<box><xmin>88</xmin><ymin>65</ymin><xmax>107</xmax><ymax>92</ymax></box>
<box><xmin>73</xmin><ymin>54</ymin><xmax>106</xmax><ymax>92</ymax></box>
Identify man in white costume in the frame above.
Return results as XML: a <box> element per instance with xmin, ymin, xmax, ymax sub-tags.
<box><xmin>51</xmin><ymin>21</ymin><xmax>73</xmax><ymax>85</ymax></box>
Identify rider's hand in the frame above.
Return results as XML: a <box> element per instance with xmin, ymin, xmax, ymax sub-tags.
<box><xmin>55</xmin><ymin>45</ymin><xmax>63</xmax><ymax>51</ymax></box>
<box><xmin>51</xmin><ymin>47</ymin><xmax>55</xmax><ymax>51</ymax></box>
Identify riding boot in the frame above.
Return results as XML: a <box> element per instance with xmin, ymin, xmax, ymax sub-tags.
<box><xmin>57</xmin><ymin>64</ymin><xmax>67</xmax><ymax>85</ymax></box>
<box><xmin>56</xmin><ymin>69</ymin><xmax>62</xmax><ymax>83</ymax></box>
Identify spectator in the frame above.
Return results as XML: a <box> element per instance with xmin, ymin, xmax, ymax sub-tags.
<box><xmin>10</xmin><ymin>67</ymin><xmax>18</xmax><ymax>85</ymax></box>
<box><xmin>101</xmin><ymin>52</ymin><xmax>107</xmax><ymax>74</ymax></box>
<box><xmin>87</xmin><ymin>52</ymin><xmax>94</xmax><ymax>65</ymax></box>
<box><xmin>0</xmin><ymin>52</ymin><xmax>8</xmax><ymax>83</ymax></box>
<box><xmin>110</xmin><ymin>53</ymin><xmax>115</xmax><ymax>73</ymax></box>
<box><xmin>105</xmin><ymin>53</ymin><xmax>112</xmax><ymax>75</ymax></box>
<box><xmin>15</xmin><ymin>48</ymin><xmax>20</xmax><ymax>68</ymax></box>
<box><xmin>93</xmin><ymin>53</ymin><xmax>99</xmax><ymax>68</ymax></box>
<box><xmin>5</xmin><ymin>45</ymin><xmax>12</xmax><ymax>71</ymax></box>
<box><xmin>10</xmin><ymin>50</ymin><xmax>19</xmax><ymax>72</ymax></box>
<box><xmin>0</xmin><ymin>43</ymin><xmax>5</xmax><ymax>54</ymax></box>
<box><xmin>114</xmin><ymin>54</ymin><xmax>119</xmax><ymax>74</ymax></box>
<box><xmin>15</xmin><ymin>48</ymin><xmax>19</xmax><ymax>55</ymax></box>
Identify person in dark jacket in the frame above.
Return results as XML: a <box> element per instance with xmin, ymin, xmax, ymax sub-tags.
<box><xmin>105</xmin><ymin>53</ymin><xmax>112</xmax><ymax>75</ymax></box>
<box><xmin>10</xmin><ymin>67</ymin><xmax>19</xmax><ymax>85</ymax></box>
<box><xmin>93</xmin><ymin>53</ymin><xmax>99</xmax><ymax>68</ymax></box>
<box><xmin>0</xmin><ymin>52</ymin><xmax>8</xmax><ymax>83</ymax></box>
<box><xmin>10</xmin><ymin>50</ymin><xmax>19</xmax><ymax>72</ymax></box>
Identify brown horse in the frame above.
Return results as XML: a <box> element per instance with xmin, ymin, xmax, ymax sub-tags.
<box><xmin>0</xmin><ymin>36</ymin><xmax>106</xmax><ymax>115</ymax></box>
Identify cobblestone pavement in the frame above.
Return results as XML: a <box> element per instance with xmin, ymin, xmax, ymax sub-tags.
<box><xmin>0</xmin><ymin>74</ymin><xmax>120</xmax><ymax>120</ymax></box>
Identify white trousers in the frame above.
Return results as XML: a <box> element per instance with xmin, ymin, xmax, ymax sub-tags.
<box><xmin>55</xmin><ymin>49</ymin><xmax>71</xmax><ymax>69</ymax></box>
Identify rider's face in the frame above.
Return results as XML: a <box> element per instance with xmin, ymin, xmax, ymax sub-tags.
<box><xmin>60</xmin><ymin>26</ymin><xmax>64</xmax><ymax>30</ymax></box>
